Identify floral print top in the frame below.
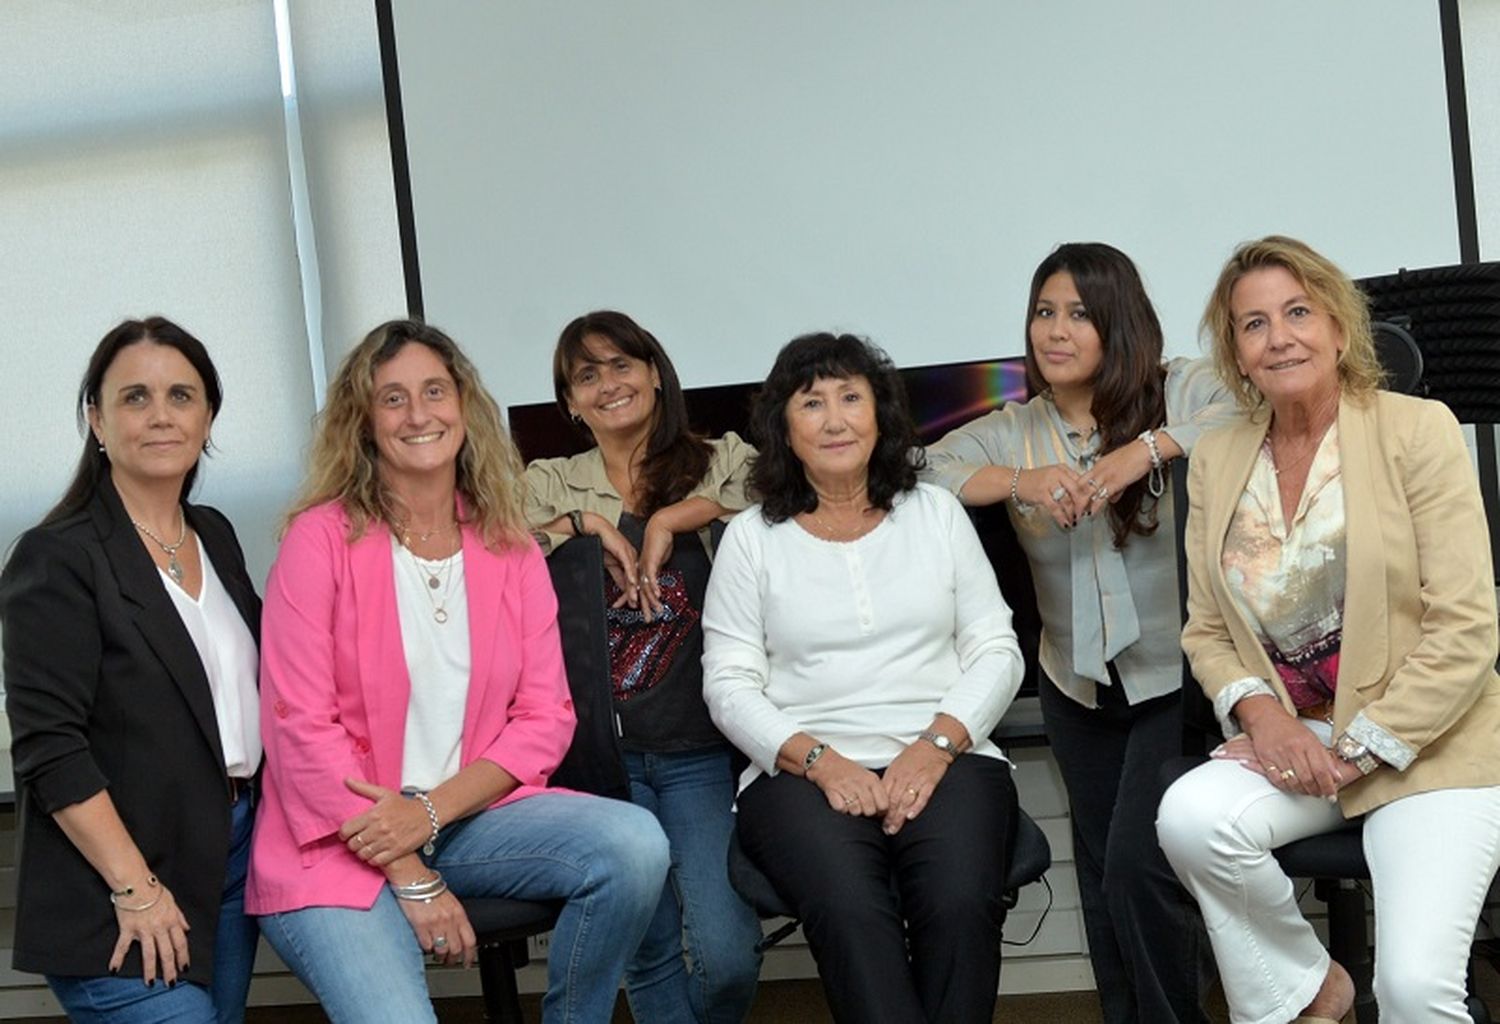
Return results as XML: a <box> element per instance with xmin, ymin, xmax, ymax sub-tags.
<box><xmin>1221</xmin><ymin>423</ymin><xmax>1346</xmax><ymax>710</ymax></box>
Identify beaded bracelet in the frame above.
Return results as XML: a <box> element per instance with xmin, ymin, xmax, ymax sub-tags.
<box><xmin>1009</xmin><ymin>466</ymin><xmax>1034</xmax><ymax>513</ymax></box>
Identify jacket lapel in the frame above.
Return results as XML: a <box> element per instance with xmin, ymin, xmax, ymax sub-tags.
<box><xmin>1334</xmin><ymin>397</ymin><xmax>1388</xmax><ymax>692</ymax></box>
<box><xmin>460</xmin><ymin>522</ymin><xmax>501</xmax><ymax>758</ymax></box>
<box><xmin>1207</xmin><ymin>414</ymin><xmax>1281</xmax><ymax>681</ymax></box>
<box><xmin>91</xmin><ymin>480</ymin><xmax>228</xmax><ymax>772</ymax></box>
<box><xmin>350</xmin><ymin>522</ymin><xmax>410</xmax><ymax>787</ymax></box>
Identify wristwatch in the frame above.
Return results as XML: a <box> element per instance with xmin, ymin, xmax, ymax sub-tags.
<box><xmin>919</xmin><ymin>731</ymin><xmax>957</xmax><ymax>759</ymax></box>
<box><xmin>1334</xmin><ymin>733</ymin><xmax>1380</xmax><ymax>776</ymax></box>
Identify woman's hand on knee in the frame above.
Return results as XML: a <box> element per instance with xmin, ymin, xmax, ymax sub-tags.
<box><xmin>879</xmin><ymin>742</ymin><xmax>951</xmax><ymax>835</ymax></box>
<box><xmin>397</xmin><ymin>890</ymin><xmax>477</xmax><ymax>968</ymax></box>
<box><xmin>806</xmin><ymin>749</ymin><xmax>889</xmax><ymax>818</ymax></box>
<box><xmin>110</xmin><ymin>882</ymin><xmax>192</xmax><ymax>987</ymax></box>
<box><xmin>1237</xmin><ymin>697</ymin><xmax>1341</xmax><ymax>798</ymax></box>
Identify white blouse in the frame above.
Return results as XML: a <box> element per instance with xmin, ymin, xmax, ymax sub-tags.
<box><xmin>391</xmin><ymin>538</ymin><xmax>471</xmax><ymax>791</ymax></box>
<box><xmin>159</xmin><ymin>546</ymin><xmax>261</xmax><ymax>777</ymax></box>
<box><xmin>703</xmin><ymin>483</ymin><xmax>1024</xmax><ymax>792</ymax></box>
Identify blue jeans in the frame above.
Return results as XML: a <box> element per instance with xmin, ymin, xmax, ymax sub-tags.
<box><xmin>622</xmin><ymin>748</ymin><xmax>762</xmax><ymax>1024</ymax></box>
<box><xmin>258</xmin><ymin>792</ymin><xmax>668</xmax><ymax>1024</ymax></box>
<box><xmin>48</xmin><ymin>789</ymin><xmax>260</xmax><ymax>1024</ymax></box>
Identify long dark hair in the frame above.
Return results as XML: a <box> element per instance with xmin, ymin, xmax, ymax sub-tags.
<box><xmin>749</xmin><ymin>332</ymin><xmax>923</xmax><ymax>523</ymax></box>
<box><xmin>1024</xmin><ymin>243</ymin><xmax>1166</xmax><ymax>547</ymax></box>
<box><xmin>552</xmin><ymin>311</ymin><xmax>711</xmax><ymax>518</ymax></box>
<box><xmin>42</xmin><ymin>317</ymin><xmax>223</xmax><ymax>527</ymax></box>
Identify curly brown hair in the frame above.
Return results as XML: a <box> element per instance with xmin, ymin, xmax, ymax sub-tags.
<box><xmin>285</xmin><ymin>319</ymin><xmax>528</xmax><ymax>548</ymax></box>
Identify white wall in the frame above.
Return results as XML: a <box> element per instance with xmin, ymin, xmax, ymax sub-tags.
<box><xmin>1463</xmin><ymin>0</ymin><xmax>1500</xmax><ymax>262</ymax></box>
<box><xmin>390</xmin><ymin>0</ymin><xmax>1462</xmax><ymax>406</ymax></box>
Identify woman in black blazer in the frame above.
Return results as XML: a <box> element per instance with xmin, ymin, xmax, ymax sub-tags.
<box><xmin>1</xmin><ymin>318</ymin><xmax>262</xmax><ymax>1024</ymax></box>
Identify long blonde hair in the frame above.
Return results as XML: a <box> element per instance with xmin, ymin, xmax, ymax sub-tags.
<box><xmin>286</xmin><ymin>319</ymin><xmax>528</xmax><ymax>547</ymax></box>
<box><xmin>1201</xmin><ymin>235</ymin><xmax>1386</xmax><ymax>410</ymax></box>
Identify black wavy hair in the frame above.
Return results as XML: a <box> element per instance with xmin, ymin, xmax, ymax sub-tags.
<box><xmin>749</xmin><ymin>332</ymin><xmax>923</xmax><ymax>523</ymax></box>
<box><xmin>43</xmin><ymin>316</ymin><xmax>222</xmax><ymax>526</ymax></box>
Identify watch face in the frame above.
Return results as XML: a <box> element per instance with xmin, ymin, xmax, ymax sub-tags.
<box><xmin>1336</xmin><ymin>735</ymin><xmax>1366</xmax><ymax>760</ymax></box>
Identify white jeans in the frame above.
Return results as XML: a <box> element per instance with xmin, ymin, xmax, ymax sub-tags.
<box><xmin>1157</xmin><ymin>757</ymin><xmax>1500</xmax><ymax>1024</ymax></box>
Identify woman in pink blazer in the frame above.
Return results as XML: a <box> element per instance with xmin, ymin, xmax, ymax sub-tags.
<box><xmin>247</xmin><ymin>320</ymin><xmax>669</xmax><ymax>1024</ymax></box>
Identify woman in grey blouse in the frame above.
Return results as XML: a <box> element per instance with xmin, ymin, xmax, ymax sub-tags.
<box><xmin>924</xmin><ymin>242</ymin><xmax>1236</xmax><ymax>1024</ymax></box>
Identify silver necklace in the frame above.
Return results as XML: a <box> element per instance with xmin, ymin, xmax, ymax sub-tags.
<box><xmin>406</xmin><ymin>547</ymin><xmax>457</xmax><ymax>623</ymax></box>
<box><xmin>132</xmin><ymin>510</ymin><xmax>188</xmax><ymax>584</ymax></box>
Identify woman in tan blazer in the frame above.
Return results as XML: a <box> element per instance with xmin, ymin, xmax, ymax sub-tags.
<box><xmin>1156</xmin><ymin>236</ymin><xmax>1500</xmax><ymax>1024</ymax></box>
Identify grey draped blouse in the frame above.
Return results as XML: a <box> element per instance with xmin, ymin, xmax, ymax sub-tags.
<box><xmin>922</xmin><ymin>357</ymin><xmax>1238</xmax><ymax>708</ymax></box>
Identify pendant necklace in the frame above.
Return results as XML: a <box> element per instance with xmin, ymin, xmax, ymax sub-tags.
<box><xmin>407</xmin><ymin>547</ymin><xmax>457</xmax><ymax>623</ymax></box>
<box><xmin>133</xmin><ymin>510</ymin><xmax>189</xmax><ymax>584</ymax></box>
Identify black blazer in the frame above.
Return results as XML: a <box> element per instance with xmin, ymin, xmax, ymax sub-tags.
<box><xmin>0</xmin><ymin>477</ymin><xmax>261</xmax><ymax>982</ymax></box>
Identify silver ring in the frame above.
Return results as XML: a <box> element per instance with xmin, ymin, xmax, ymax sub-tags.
<box><xmin>842</xmin><ymin>795</ymin><xmax>855</xmax><ymax>807</ymax></box>
<box><xmin>1093</xmin><ymin>486</ymin><xmax>1109</xmax><ymax>502</ymax></box>
<box><xmin>433</xmin><ymin>936</ymin><xmax>448</xmax><ymax>948</ymax></box>
<box><xmin>1050</xmin><ymin>485</ymin><xmax>1067</xmax><ymax>502</ymax></box>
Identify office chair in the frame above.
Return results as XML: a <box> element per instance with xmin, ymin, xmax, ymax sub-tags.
<box><xmin>462</xmin><ymin>535</ymin><xmax>627</xmax><ymax>1024</ymax></box>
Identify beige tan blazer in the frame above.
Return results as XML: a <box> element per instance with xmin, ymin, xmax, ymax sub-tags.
<box><xmin>1183</xmin><ymin>390</ymin><xmax>1500</xmax><ymax>816</ymax></box>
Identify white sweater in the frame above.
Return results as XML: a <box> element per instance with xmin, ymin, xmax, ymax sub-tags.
<box><xmin>702</xmin><ymin>483</ymin><xmax>1023</xmax><ymax>791</ymax></box>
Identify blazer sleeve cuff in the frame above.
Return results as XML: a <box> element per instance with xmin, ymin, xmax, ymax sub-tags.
<box><xmin>1345</xmin><ymin>710</ymin><xmax>1417</xmax><ymax>771</ymax></box>
<box><xmin>27</xmin><ymin>755</ymin><xmax>110</xmax><ymax>816</ymax></box>
<box><xmin>1213</xmin><ymin>676</ymin><xmax>1278</xmax><ymax>737</ymax></box>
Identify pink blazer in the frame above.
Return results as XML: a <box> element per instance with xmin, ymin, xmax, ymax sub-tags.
<box><xmin>246</xmin><ymin>501</ymin><xmax>576</xmax><ymax>914</ymax></box>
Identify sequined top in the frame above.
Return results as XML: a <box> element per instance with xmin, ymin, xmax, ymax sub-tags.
<box><xmin>923</xmin><ymin>357</ymin><xmax>1237</xmax><ymax>707</ymax></box>
<box><xmin>1222</xmin><ymin>424</ymin><xmax>1346</xmax><ymax>711</ymax></box>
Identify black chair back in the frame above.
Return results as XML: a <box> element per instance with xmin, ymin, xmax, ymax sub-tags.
<box><xmin>547</xmin><ymin>535</ymin><xmax>628</xmax><ymax>799</ymax></box>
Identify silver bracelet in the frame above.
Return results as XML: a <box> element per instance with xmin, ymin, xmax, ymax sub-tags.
<box><xmin>391</xmin><ymin>871</ymin><xmax>448</xmax><ymax>902</ymax></box>
<box><xmin>1009</xmin><ymin>466</ymin><xmax>1034</xmax><ymax>513</ymax></box>
<box><xmin>1138</xmin><ymin>430</ymin><xmax>1166</xmax><ymax>498</ymax></box>
<box><xmin>412</xmin><ymin>791</ymin><xmax>441</xmax><ymax>856</ymax></box>
<box><xmin>803</xmin><ymin>742</ymin><xmax>828</xmax><ymax>775</ymax></box>
<box><xmin>109</xmin><ymin>873</ymin><xmax>161</xmax><ymax>912</ymax></box>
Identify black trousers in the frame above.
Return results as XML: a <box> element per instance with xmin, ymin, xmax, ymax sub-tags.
<box><xmin>1040</xmin><ymin>672</ymin><xmax>1208</xmax><ymax>1024</ymax></box>
<box><xmin>737</xmin><ymin>755</ymin><xmax>1017</xmax><ymax>1024</ymax></box>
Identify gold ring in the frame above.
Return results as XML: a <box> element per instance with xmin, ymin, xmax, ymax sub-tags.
<box><xmin>355</xmin><ymin>834</ymin><xmax>366</xmax><ymax>847</ymax></box>
<box><xmin>1280</xmin><ymin>768</ymin><xmax>1297</xmax><ymax>780</ymax></box>
<box><xmin>907</xmin><ymin>786</ymin><xmax>918</xmax><ymax>796</ymax></box>
<box><xmin>1264</xmin><ymin>763</ymin><xmax>1279</xmax><ymax>773</ymax></box>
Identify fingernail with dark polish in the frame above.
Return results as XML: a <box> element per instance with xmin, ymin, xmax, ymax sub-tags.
<box><xmin>110</xmin><ymin>968</ymin><xmax>119</xmax><ymax>976</ymax></box>
<box><xmin>147</xmin><ymin>980</ymin><xmax>155</xmax><ymax>988</ymax></box>
<box><xmin>168</xmin><ymin>980</ymin><xmax>177</xmax><ymax>988</ymax></box>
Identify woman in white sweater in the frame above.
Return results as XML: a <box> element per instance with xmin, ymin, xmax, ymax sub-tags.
<box><xmin>702</xmin><ymin>332</ymin><xmax>1025</xmax><ymax>1024</ymax></box>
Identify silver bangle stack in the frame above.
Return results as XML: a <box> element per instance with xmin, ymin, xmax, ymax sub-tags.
<box><xmin>1009</xmin><ymin>466</ymin><xmax>1034</xmax><ymax>513</ymax></box>
<box><xmin>391</xmin><ymin>871</ymin><xmax>448</xmax><ymax>903</ymax></box>
<box><xmin>1138</xmin><ymin>429</ymin><xmax>1166</xmax><ymax>498</ymax></box>
<box><xmin>412</xmin><ymin>791</ymin><xmax>441</xmax><ymax>856</ymax></box>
